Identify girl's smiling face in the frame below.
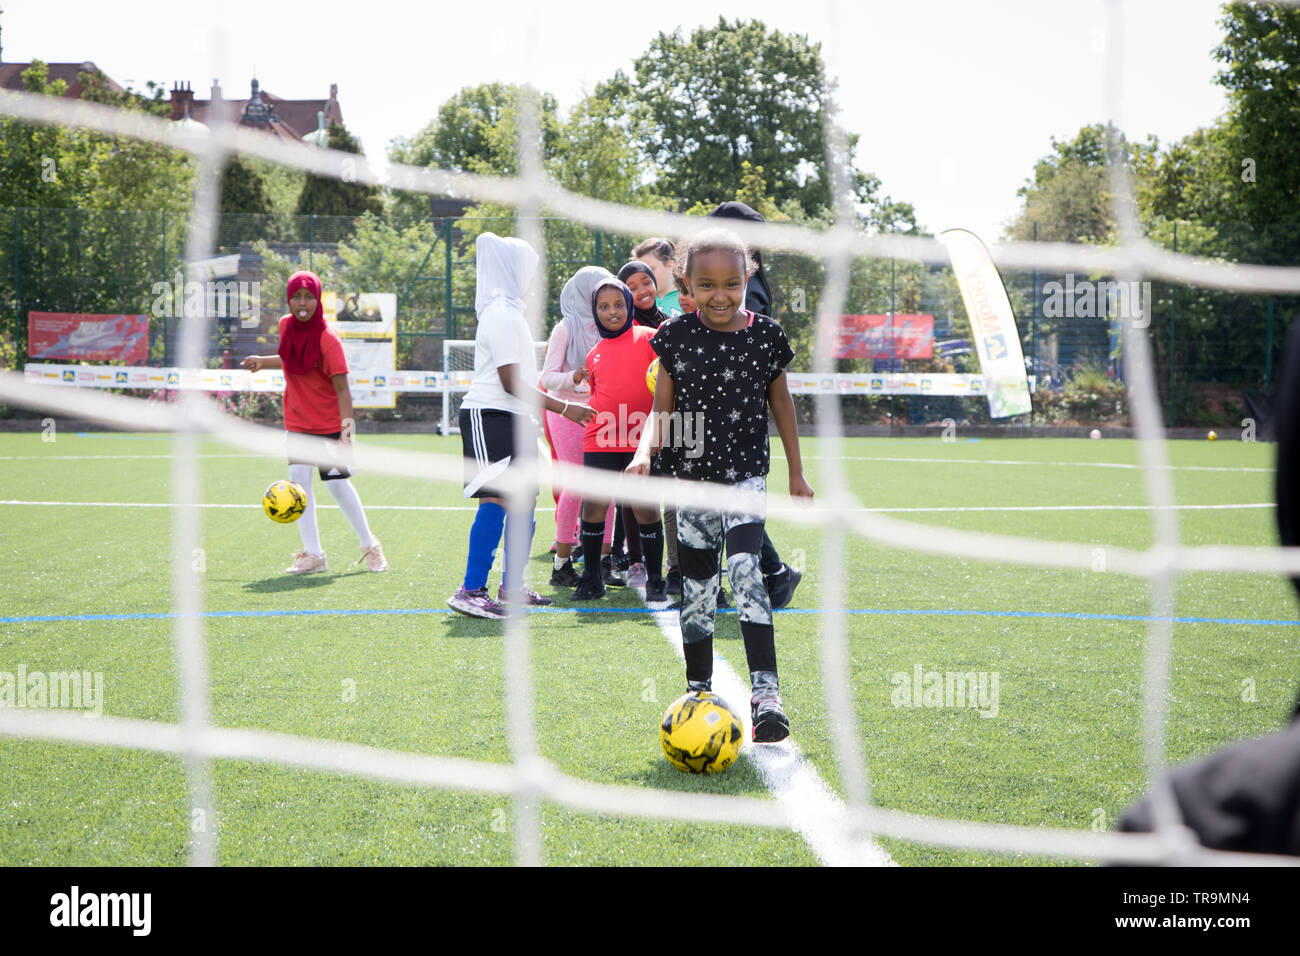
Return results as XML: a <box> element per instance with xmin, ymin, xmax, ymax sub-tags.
<box><xmin>677</xmin><ymin>285</ymin><xmax>697</xmax><ymax>313</ymax></box>
<box><xmin>595</xmin><ymin>286</ymin><xmax>629</xmax><ymax>332</ymax></box>
<box><xmin>686</xmin><ymin>250</ymin><xmax>746</xmax><ymax>325</ymax></box>
<box><xmin>625</xmin><ymin>271</ymin><xmax>658</xmax><ymax>312</ymax></box>
<box><xmin>637</xmin><ymin>254</ymin><xmax>674</xmax><ymax>295</ymax></box>
<box><xmin>289</xmin><ymin>287</ymin><xmax>318</xmax><ymax>322</ymax></box>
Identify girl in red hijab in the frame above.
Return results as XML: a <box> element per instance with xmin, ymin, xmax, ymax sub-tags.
<box><xmin>242</xmin><ymin>270</ymin><xmax>387</xmax><ymax>574</ymax></box>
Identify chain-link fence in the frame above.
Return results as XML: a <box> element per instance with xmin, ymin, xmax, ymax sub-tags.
<box><xmin>3</xmin><ymin>208</ymin><xmax>1295</xmax><ymax>428</ymax></box>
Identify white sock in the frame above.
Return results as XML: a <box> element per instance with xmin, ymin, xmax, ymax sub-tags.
<box><xmin>325</xmin><ymin>478</ymin><xmax>377</xmax><ymax>548</ymax></box>
<box><xmin>554</xmin><ymin>554</ymin><xmax>567</xmax><ymax>570</ymax></box>
<box><xmin>289</xmin><ymin>464</ymin><xmax>322</xmax><ymax>556</ymax></box>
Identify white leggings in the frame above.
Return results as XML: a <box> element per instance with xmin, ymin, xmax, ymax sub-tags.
<box><xmin>289</xmin><ymin>463</ymin><xmax>377</xmax><ymax>556</ymax></box>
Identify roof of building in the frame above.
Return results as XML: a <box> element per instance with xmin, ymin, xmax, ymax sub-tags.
<box><xmin>0</xmin><ymin>60</ymin><xmax>125</xmax><ymax>97</ymax></box>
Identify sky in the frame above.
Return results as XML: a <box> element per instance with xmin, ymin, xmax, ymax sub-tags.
<box><xmin>0</xmin><ymin>0</ymin><xmax>1231</xmax><ymax>239</ymax></box>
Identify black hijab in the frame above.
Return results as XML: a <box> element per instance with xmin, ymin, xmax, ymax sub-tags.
<box><xmin>590</xmin><ymin>278</ymin><xmax>636</xmax><ymax>339</ymax></box>
<box><xmin>617</xmin><ymin>261</ymin><xmax>667</xmax><ymax>329</ymax></box>
<box><xmin>708</xmin><ymin>200</ymin><xmax>774</xmax><ymax>317</ymax></box>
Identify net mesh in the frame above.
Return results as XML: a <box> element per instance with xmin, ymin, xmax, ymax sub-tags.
<box><xmin>2</xmin><ymin>2</ymin><xmax>1300</xmax><ymax>867</ymax></box>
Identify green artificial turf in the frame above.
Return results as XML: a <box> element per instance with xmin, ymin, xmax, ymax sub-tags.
<box><xmin>0</xmin><ymin>431</ymin><xmax>1292</xmax><ymax>866</ymax></box>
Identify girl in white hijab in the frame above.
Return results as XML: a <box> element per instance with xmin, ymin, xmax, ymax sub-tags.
<box><xmin>449</xmin><ymin>234</ymin><xmax>595</xmax><ymax>619</ymax></box>
<box><xmin>540</xmin><ymin>266</ymin><xmax>618</xmax><ymax>586</ymax></box>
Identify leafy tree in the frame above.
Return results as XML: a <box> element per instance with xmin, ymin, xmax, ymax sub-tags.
<box><xmin>387</xmin><ymin>84</ymin><xmax>560</xmax><ymax>222</ymax></box>
<box><xmin>0</xmin><ymin>63</ymin><xmax>193</xmax><ymax>365</ymax></box>
<box><xmin>220</xmin><ymin>157</ymin><xmax>272</xmax><ymax>215</ymax></box>
<box><xmin>618</xmin><ymin>18</ymin><xmax>883</xmax><ymax>219</ymax></box>
<box><xmin>295</xmin><ymin>120</ymin><xmax>382</xmax><ymax>219</ymax></box>
<box><xmin>1007</xmin><ymin>123</ymin><xmax>1159</xmax><ymax>243</ymax></box>
<box><xmin>1213</xmin><ymin>2</ymin><xmax>1300</xmax><ymax>237</ymax></box>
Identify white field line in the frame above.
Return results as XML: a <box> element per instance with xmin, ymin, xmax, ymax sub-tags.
<box><xmin>0</xmin><ymin>500</ymin><xmax>1274</xmax><ymax>514</ymax></box>
<box><xmin>0</xmin><ymin>454</ymin><xmax>268</xmax><ymax>460</ymax></box>
<box><xmin>772</xmin><ymin>454</ymin><xmax>1272</xmax><ymax>474</ymax></box>
<box><xmin>640</xmin><ymin>600</ymin><xmax>895</xmax><ymax>868</ymax></box>
<box><xmin>2</xmin><ymin>453</ymin><xmax>1268</xmax><ymax>474</ymax></box>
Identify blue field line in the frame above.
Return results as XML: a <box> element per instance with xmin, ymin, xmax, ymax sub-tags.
<box><xmin>74</xmin><ymin>433</ymin><xmax>173</xmax><ymax>441</ymax></box>
<box><xmin>3</xmin><ymin>606</ymin><xmax>1296</xmax><ymax>627</ymax></box>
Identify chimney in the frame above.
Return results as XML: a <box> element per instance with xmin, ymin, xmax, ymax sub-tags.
<box><xmin>169</xmin><ymin>81</ymin><xmax>193</xmax><ymax>121</ymax></box>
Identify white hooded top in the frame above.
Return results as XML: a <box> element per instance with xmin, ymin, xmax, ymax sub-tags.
<box><xmin>463</xmin><ymin>233</ymin><xmax>541</xmax><ymax>415</ymax></box>
<box><xmin>540</xmin><ymin>265</ymin><xmax>612</xmax><ymax>402</ymax></box>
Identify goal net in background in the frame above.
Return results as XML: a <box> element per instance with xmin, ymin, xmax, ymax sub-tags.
<box><xmin>442</xmin><ymin>340</ymin><xmax>550</xmax><ymax>435</ymax></box>
<box><xmin>2</xmin><ymin>1</ymin><xmax>1300</xmax><ymax>869</ymax></box>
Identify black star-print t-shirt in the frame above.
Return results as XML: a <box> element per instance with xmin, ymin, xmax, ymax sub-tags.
<box><xmin>650</xmin><ymin>310</ymin><xmax>794</xmax><ymax>483</ymax></box>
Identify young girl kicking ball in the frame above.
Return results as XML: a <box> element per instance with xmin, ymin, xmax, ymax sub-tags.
<box><xmin>628</xmin><ymin>228</ymin><xmax>813</xmax><ymax>742</ymax></box>
<box><xmin>573</xmin><ymin>277</ymin><xmax>668</xmax><ymax>603</ymax></box>
<box><xmin>242</xmin><ymin>270</ymin><xmax>387</xmax><ymax>575</ymax></box>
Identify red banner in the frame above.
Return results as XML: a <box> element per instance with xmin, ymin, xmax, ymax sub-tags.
<box><xmin>28</xmin><ymin>312</ymin><xmax>149</xmax><ymax>364</ymax></box>
<box><xmin>835</xmin><ymin>314</ymin><xmax>933</xmax><ymax>360</ymax></box>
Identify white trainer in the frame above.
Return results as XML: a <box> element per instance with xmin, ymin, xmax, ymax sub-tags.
<box><xmin>357</xmin><ymin>542</ymin><xmax>388</xmax><ymax>573</ymax></box>
<box><xmin>286</xmin><ymin>551</ymin><xmax>328</xmax><ymax>574</ymax></box>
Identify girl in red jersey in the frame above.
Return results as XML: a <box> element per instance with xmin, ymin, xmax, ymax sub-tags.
<box><xmin>572</xmin><ymin>277</ymin><xmax>667</xmax><ymax>603</ymax></box>
<box><xmin>242</xmin><ymin>270</ymin><xmax>386</xmax><ymax>575</ymax></box>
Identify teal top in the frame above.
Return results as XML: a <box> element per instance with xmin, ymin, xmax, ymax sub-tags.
<box><xmin>657</xmin><ymin>289</ymin><xmax>682</xmax><ymax>318</ymax></box>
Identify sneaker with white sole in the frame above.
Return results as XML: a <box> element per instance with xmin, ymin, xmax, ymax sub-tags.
<box><xmin>286</xmin><ymin>551</ymin><xmax>327</xmax><ymax>575</ymax></box>
<box><xmin>497</xmin><ymin>584</ymin><xmax>553</xmax><ymax>607</ymax></box>
<box><xmin>447</xmin><ymin>587</ymin><xmax>506</xmax><ymax>619</ymax></box>
<box><xmin>751</xmin><ymin>691</ymin><xmax>790</xmax><ymax>743</ymax></box>
<box><xmin>356</xmin><ymin>542</ymin><xmax>388</xmax><ymax>572</ymax></box>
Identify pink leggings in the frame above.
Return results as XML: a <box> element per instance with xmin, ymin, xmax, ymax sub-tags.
<box><xmin>546</xmin><ymin>409</ymin><xmax>614</xmax><ymax>546</ymax></box>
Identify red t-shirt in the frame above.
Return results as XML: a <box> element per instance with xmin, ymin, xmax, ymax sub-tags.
<box><xmin>279</xmin><ymin>315</ymin><xmax>349</xmax><ymax>434</ymax></box>
<box><xmin>583</xmin><ymin>324</ymin><xmax>656</xmax><ymax>453</ymax></box>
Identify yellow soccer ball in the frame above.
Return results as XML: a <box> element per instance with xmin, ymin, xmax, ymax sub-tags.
<box><xmin>1207</xmin><ymin>430</ymin><xmax>1218</xmax><ymax>441</ymax></box>
<box><xmin>659</xmin><ymin>691</ymin><xmax>743</xmax><ymax>773</ymax></box>
<box><xmin>646</xmin><ymin>357</ymin><xmax>660</xmax><ymax>395</ymax></box>
<box><xmin>262</xmin><ymin>479</ymin><xmax>307</xmax><ymax>524</ymax></box>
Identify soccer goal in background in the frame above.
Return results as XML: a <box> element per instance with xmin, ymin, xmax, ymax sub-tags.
<box><xmin>441</xmin><ymin>340</ymin><xmax>550</xmax><ymax>435</ymax></box>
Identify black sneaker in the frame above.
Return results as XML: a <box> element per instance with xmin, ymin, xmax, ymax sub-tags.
<box><xmin>612</xmin><ymin>552</ymin><xmax>631</xmax><ymax>573</ymax></box>
<box><xmin>572</xmin><ymin>543</ymin><xmax>584</xmax><ymax>563</ymax></box>
<box><xmin>601</xmin><ymin>555</ymin><xmax>626</xmax><ymax>588</ymax></box>
<box><xmin>645</xmin><ymin>578</ymin><xmax>668</xmax><ymax>603</ymax></box>
<box><xmin>687</xmin><ymin>679</ymin><xmax>712</xmax><ymax>693</ymax></box>
<box><xmin>751</xmin><ymin>693</ymin><xmax>790</xmax><ymax>743</ymax></box>
<box><xmin>766</xmin><ymin>563</ymin><xmax>802</xmax><ymax>611</ymax></box>
<box><xmin>549</xmin><ymin>559</ymin><xmax>582</xmax><ymax>587</ymax></box>
<box><xmin>572</xmin><ymin>577</ymin><xmax>606</xmax><ymax>601</ymax></box>
<box><xmin>666</xmin><ymin>567</ymin><xmax>682</xmax><ymax>596</ymax></box>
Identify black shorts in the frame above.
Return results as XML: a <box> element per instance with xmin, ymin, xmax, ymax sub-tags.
<box><xmin>287</xmin><ymin>430</ymin><xmax>352</xmax><ymax>481</ymax></box>
<box><xmin>581</xmin><ymin>450</ymin><xmax>663</xmax><ymax>475</ymax></box>
<box><xmin>460</xmin><ymin>407</ymin><xmax>537</xmax><ymax>499</ymax></box>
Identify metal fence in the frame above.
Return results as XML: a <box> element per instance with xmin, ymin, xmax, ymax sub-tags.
<box><xmin>3</xmin><ymin>208</ymin><xmax>1296</xmax><ymax>427</ymax></box>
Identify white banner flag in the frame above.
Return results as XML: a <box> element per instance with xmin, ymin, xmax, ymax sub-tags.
<box><xmin>940</xmin><ymin>229</ymin><xmax>1032</xmax><ymax>418</ymax></box>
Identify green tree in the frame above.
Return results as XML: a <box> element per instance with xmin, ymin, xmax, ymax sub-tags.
<box><xmin>1213</xmin><ymin>2</ymin><xmax>1300</xmax><ymax>236</ymax></box>
<box><xmin>0</xmin><ymin>63</ymin><xmax>193</xmax><ymax>365</ymax></box>
<box><xmin>220</xmin><ymin>157</ymin><xmax>272</xmax><ymax>215</ymax></box>
<box><xmin>388</xmin><ymin>83</ymin><xmax>560</xmax><ymax>222</ymax></box>
<box><xmin>619</xmin><ymin>18</ymin><xmax>882</xmax><ymax>218</ymax></box>
<box><xmin>1006</xmin><ymin>123</ymin><xmax>1159</xmax><ymax>243</ymax></box>
<box><xmin>295</xmin><ymin>120</ymin><xmax>383</xmax><ymax>219</ymax></box>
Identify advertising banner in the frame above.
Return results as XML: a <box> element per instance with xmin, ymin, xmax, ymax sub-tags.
<box><xmin>28</xmin><ymin>313</ymin><xmax>149</xmax><ymax>364</ymax></box>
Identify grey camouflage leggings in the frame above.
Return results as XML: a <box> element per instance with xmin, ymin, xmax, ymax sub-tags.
<box><xmin>676</xmin><ymin>475</ymin><xmax>773</xmax><ymax>647</ymax></box>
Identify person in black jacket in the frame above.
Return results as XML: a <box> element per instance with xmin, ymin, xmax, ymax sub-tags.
<box><xmin>1115</xmin><ymin>321</ymin><xmax>1300</xmax><ymax>857</ymax></box>
<box><xmin>706</xmin><ymin>201</ymin><xmax>801</xmax><ymax>610</ymax></box>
